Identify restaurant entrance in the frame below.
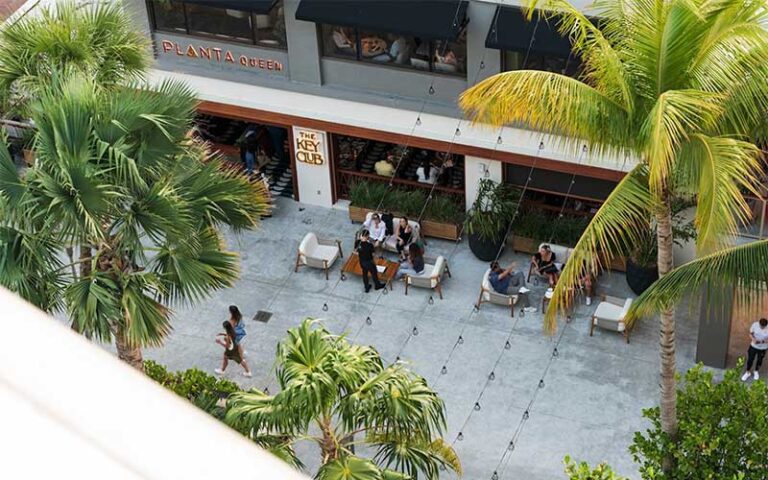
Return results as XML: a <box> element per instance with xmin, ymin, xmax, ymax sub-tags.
<box><xmin>193</xmin><ymin>112</ymin><xmax>294</xmax><ymax>199</ymax></box>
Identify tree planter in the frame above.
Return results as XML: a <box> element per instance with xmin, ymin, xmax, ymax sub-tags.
<box><xmin>348</xmin><ymin>205</ymin><xmax>370</xmax><ymax>223</ymax></box>
<box><xmin>626</xmin><ymin>258</ymin><xmax>659</xmax><ymax>295</ymax></box>
<box><xmin>469</xmin><ymin>231</ymin><xmax>505</xmax><ymax>261</ymax></box>
<box><xmin>421</xmin><ymin>219</ymin><xmax>461</xmax><ymax>241</ymax></box>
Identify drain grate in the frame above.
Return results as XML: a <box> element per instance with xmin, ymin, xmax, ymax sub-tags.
<box><xmin>253</xmin><ymin>310</ymin><xmax>272</xmax><ymax>323</ymax></box>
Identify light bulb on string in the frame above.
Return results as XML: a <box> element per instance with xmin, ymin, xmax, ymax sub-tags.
<box><xmin>366</xmin><ymin>316</ymin><xmax>372</xmax><ymax>325</ymax></box>
<box><xmin>552</xmin><ymin>348</ymin><xmax>559</xmax><ymax>358</ymax></box>
<box><xmin>455</xmin><ymin>127</ymin><xmax>461</xmax><ymax>137</ymax></box>
<box><xmin>322</xmin><ymin>303</ymin><xmax>328</xmax><ymax>312</ymax></box>
<box><xmin>480</xmin><ymin>60</ymin><xmax>485</xmax><ymax>70</ymax></box>
<box><xmin>428</xmin><ymin>296</ymin><xmax>434</xmax><ymax>305</ymax></box>
<box><xmin>474</xmin><ymin>402</ymin><xmax>481</xmax><ymax>411</ymax></box>
<box><xmin>519</xmin><ymin>308</ymin><xmax>525</xmax><ymax>318</ymax></box>
<box><xmin>497</xmin><ymin>135</ymin><xmax>503</xmax><ymax>145</ymax></box>
<box><xmin>523</xmin><ymin>410</ymin><xmax>530</xmax><ymax>420</ymax></box>
<box><xmin>508</xmin><ymin>440</ymin><xmax>515</xmax><ymax>451</ymax></box>
<box><xmin>457</xmin><ymin>432</ymin><xmax>464</xmax><ymax>441</ymax></box>
<box><xmin>428</xmin><ymin>85</ymin><xmax>435</xmax><ymax>95</ymax></box>
<box><xmin>488</xmin><ymin>371</ymin><xmax>495</xmax><ymax>381</ymax></box>
<box><xmin>538</xmin><ymin>379</ymin><xmax>545</xmax><ymax>389</ymax></box>
<box><xmin>539</xmin><ymin>141</ymin><xmax>545</xmax><ymax>150</ymax></box>
<box><xmin>412</xmin><ymin>326</ymin><xmax>419</xmax><ymax>336</ymax></box>
<box><xmin>441</xmin><ymin>365</ymin><xmax>448</xmax><ymax>375</ymax></box>
<box><xmin>457</xmin><ymin>335</ymin><xmax>464</xmax><ymax>344</ymax></box>
<box><xmin>416</xmin><ymin>116</ymin><xmax>422</xmax><ymax>126</ymax></box>
<box><xmin>505</xmin><ymin>340</ymin><xmax>511</xmax><ymax>350</ymax></box>
<box><xmin>492</xmin><ymin>472</ymin><xmax>499</xmax><ymax>480</ymax></box>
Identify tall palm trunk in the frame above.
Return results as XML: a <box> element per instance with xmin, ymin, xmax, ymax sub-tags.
<box><xmin>115</xmin><ymin>329</ymin><xmax>144</xmax><ymax>371</ymax></box>
<box><xmin>320</xmin><ymin>417</ymin><xmax>339</xmax><ymax>464</ymax></box>
<box><xmin>70</xmin><ymin>245</ymin><xmax>93</xmax><ymax>335</ymax></box>
<box><xmin>655</xmin><ymin>199</ymin><xmax>677</xmax><ymax>472</ymax></box>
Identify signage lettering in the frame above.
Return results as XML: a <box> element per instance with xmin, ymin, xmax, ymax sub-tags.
<box><xmin>295</xmin><ymin>130</ymin><xmax>325</xmax><ymax>165</ymax></box>
<box><xmin>160</xmin><ymin>40</ymin><xmax>284</xmax><ymax>71</ymax></box>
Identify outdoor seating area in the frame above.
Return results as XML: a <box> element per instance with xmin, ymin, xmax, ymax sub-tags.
<box><xmin>150</xmin><ymin>197</ymin><xmax>702</xmax><ymax>480</ymax></box>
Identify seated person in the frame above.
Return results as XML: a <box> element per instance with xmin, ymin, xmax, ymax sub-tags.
<box><xmin>561</xmin><ymin>261</ymin><xmax>595</xmax><ymax>306</ymax></box>
<box><xmin>435</xmin><ymin>47</ymin><xmax>458</xmax><ymax>66</ymax></box>
<box><xmin>363</xmin><ymin>213</ymin><xmax>387</xmax><ymax>248</ymax></box>
<box><xmin>394</xmin><ymin>217</ymin><xmax>413</xmax><ymax>259</ymax></box>
<box><xmin>373</xmin><ymin>35</ymin><xmax>410</xmax><ymax>64</ymax></box>
<box><xmin>416</xmin><ymin>157</ymin><xmax>441</xmax><ymax>184</ymax></box>
<box><xmin>489</xmin><ymin>261</ymin><xmax>537</xmax><ymax>312</ymax></box>
<box><xmin>396</xmin><ymin>243</ymin><xmax>425</xmax><ymax>280</ymax></box>
<box><xmin>532</xmin><ymin>244</ymin><xmax>559</xmax><ymax>287</ymax></box>
<box><xmin>374</xmin><ymin>154</ymin><xmax>395</xmax><ymax>177</ymax></box>
<box><xmin>332</xmin><ymin>27</ymin><xmax>356</xmax><ymax>55</ymax></box>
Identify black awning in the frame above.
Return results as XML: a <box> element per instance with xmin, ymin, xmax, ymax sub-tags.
<box><xmin>184</xmin><ymin>0</ymin><xmax>279</xmax><ymax>14</ymax></box>
<box><xmin>486</xmin><ymin>6</ymin><xmax>572</xmax><ymax>57</ymax></box>
<box><xmin>295</xmin><ymin>0</ymin><xmax>469</xmax><ymax>40</ymax></box>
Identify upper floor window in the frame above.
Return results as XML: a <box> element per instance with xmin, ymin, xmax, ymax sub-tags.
<box><xmin>502</xmin><ymin>50</ymin><xmax>581</xmax><ymax>78</ymax></box>
<box><xmin>149</xmin><ymin>1</ymin><xmax>287</xmax><ymax>50</ymax></box>
<box><xmin>320</xmin><ymin>24</ymin><xmax>467</xmax><ymax>77</ymax></box>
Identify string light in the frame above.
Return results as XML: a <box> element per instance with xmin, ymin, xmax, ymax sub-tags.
<box><xmin>322</xmin><ymin>303</ymin><xmax>328</xmax><ymax>312</ymax></box>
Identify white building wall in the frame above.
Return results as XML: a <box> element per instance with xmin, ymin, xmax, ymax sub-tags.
<box><xmin>292</xmin><ymin>127</ymin><xmax>334</xmax><ymax>207</ymax></box>
<box><xmin>465</xmin><ymin>156</ymin><xmax>504</xmax><ymax>210</ymax></box>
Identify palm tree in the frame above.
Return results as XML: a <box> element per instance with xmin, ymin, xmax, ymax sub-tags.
<box><xmin>459</xmin><ymin>0</ymin><xmax>768</xmax><ymax>468</ymax></box>
<box><xmin>0</xmin><ymin>73</ymin><xmax>269</xmax><ymax>370</ymax></box>
<box><xmin>0</xmin><ymin>0</ymin><xmax>148</xmax><ymax>114</ymax></box>
<box><xmin>225</xmin><ymin>319</ymin><xmax>461</xmax><ymax>480</ymax></box>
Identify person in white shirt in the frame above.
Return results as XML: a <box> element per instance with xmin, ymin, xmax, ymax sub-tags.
<box><xmin>742</xmin><ymin>317</ymin><xmax>768</xmax><ymax>381</ymax></box>
<box><xmin>416</xmin><ymin>157</ymin><xmax>441</xmax><ymax>184</ymax></box>
<box><xmin>363</xmin><ymin>213</ymin><xmax>387</xmax><ymax>249</ymax></box>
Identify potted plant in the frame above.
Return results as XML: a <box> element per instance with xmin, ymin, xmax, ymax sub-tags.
<box><xmin>464</xmin><ymin>179</ymin><xmax>519</xmax><ymax>261</ymax></box>
<box><xmin>509</xmin><ymin>209</ymin><xmax>547</xmax><ymax>254</ymax></box>
<box><xmin>348</xmin><ymin>180</ymin><xmax>388</xmax><ymax>222</ymax></box>
<box><xmin>422</xmin><ymin>194</ymin><xmax>464</xmax><ymax>240</ymax></box>
<box><xmin>626</xmin><ymin>201</ymin><xmax>695</xmax><ymax>294</ymax></box>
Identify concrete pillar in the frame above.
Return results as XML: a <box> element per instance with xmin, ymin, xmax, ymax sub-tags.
<box><xmin>695</xmin><ymin>284</ymin><xmax>733</xmax><ymax>368</ymax></box>
<box><xmin>465</xmin><ymin>155</ymin><xmax>503</xmax><ymax>210</ymax></box>
<box><xmin>292</xmin><ymin>127</ymin><xmax>333</xmax><ymax>207</ymax></box>
<box><xmin>283</xmin><ymin>0</ymin><xmax>322</xmax><ymax>85</ymax></box>
<box><xmin>466</xmin><ymin>1</ymin><xmax>501</xmax><ymax>87</ymax></box>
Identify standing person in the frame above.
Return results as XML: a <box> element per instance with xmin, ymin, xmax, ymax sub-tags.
<box><xmin>228</xmin><ymin>305</ymin><xmax>246</xmax><ymax>344</ymax></box>
<box><xmin>239</xmin><ymin>128</ymin><xmax>259</xmax><ymax>176</ymax></box>
<box><xmin>416</xmin><ymin>157</ymin><xmax>440</xmax><ymax>184</ymax></box>
<box><xmin>357</xmin><ymin>229</ymin><xmax>385</xmax><ymax>293</ymax></box>
<box><xmin>489</xmin><ymin>261</ymin><xmax>537</xmax><ymax>313</ymax></box>
<box><xmin>742</xmin><ymin>317</ymin><xmax>768</xmax><ymax>381</ymax></box>
<box><xmin>215</xmin><ymin>321</ymin><xmax>252</xmax><ymax>377</ymax></box>
<box><xmin>396</xmin><ymin>243</ymin><xmax>424</xmax><ymax>280</ymax></box>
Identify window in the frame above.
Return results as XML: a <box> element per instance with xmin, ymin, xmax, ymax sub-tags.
<box><xmin>148</xmin><ymin>1</ymin><xmax>287</xmax><ymax>50</ymax></box>
<box><xmin>320</xmin><ymin>24</ymin><xmax>466</xmax><ymax>76</ymax></box>
<box><xmin>151</xmin><ymin>1</ymin><xmax>186</xmax><ymax>32</ymax></box>
<box><xmin>503</xmin><ymin>50</ymin><xmax>581</xmax><ymax>77</ymax></box>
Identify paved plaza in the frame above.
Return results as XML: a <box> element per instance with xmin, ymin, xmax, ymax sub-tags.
<box><xmin>142</xmin><ymin>196</ymin><xmax>705</xmax><ymax>480</ymax></box>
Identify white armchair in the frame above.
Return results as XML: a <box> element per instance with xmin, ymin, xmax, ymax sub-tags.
<box><xmin>404</xmin><ymin>255</ymin><xmax>451</xmax><ymax>299</ymax></box>
<box><xmin>475</xmin><ymin>269</ymin><xmax>519</xmax><ymax>317</ymax></box>
<box><xmin>295</xmin><ymin>233</ymin><xmax>343</xmax><ymax>280</ymax></box>
<box><xmin>590</xmin><ymin>295</ymin><xmax>633</xmax><ymax>343</ymax></box>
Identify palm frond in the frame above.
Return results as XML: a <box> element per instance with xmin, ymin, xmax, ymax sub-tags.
<box><xmin>545</xmin><ymin>165</ymin><xmax>654</xmax><ymax>332</ymax></box>
<box><xmin>626</xmin><ymin>240</ymin><xmax>768</xmax><ymax>324</ymax></box>
<box><xmin>459</xmin><ymin>70</ymin><xmax>630</xmax><ymax>157</ymax></box>
<box><xmin>315</xmin><ymin>456</ymin><xmax>385</xmax><ymax>480</ymax></box>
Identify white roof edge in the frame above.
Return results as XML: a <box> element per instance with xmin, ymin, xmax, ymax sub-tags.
<box><xmin>0</xmin><ymin>287</ymin><xmax>309</xmax><ymax>480</ymax></box>
<box><xmin>147</xmin><ymin>68</ymin><xmax>636</xmax><ymax>173</ymax></box>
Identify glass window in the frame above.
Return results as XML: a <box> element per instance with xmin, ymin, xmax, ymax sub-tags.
<box><xmin>253</xmin><ymin>2</ymin><xmax>287</xmax><ymax>49</ymax></box>
<box><xmin>320</xmin><ymin>24</ymin><xmax>466</xmax><ymax>77</ymax></box>
<box><xmin>503</xmin><ymin>50</ymin><xmax>580</xmax><ymax>77</ymax></box>
<box><xmin>322</xmin><ymin>24</ymin><xmax>358</xmax><ymax>58</ymax></box>
<box><xmin>152</xmin><ymin>0</ymin><xmax>186</xmax><ymax>32</ymax></box>
<box><xmin>186</xmin><ymin>4</ymin><xmax>253</xmax><ymax>43</ymax></box>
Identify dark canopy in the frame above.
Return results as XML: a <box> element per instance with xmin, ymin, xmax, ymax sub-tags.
<box><xmin>295</xmin><ymin>0</ymin><xmax>469</xmax><ymax>40</ymax></box>
<box><xmin>184</xmin><ymin>0</ymin><xmax>279</xmax><ymax>14</ymax></box>
<box><xmin>485</xmin><ymin>6</ymin><xmax>572</xmax><ymax>57</ymax></box>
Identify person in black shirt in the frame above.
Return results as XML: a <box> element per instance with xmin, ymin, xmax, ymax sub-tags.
<box><xmin>357</xmin><ymin>229</ymin><xmax>385</xmax><ymax>293</ymax></box>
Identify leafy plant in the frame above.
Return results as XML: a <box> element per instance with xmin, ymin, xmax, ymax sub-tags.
<box><xmin>563</xmin><ymin>456</ymin><xmax>627</xmax><ymax>480</ymax></box>
<box><xmin>424</xmin><ymin>194</ymin><xmax>464</xmax><ymax>223</ymax></box>
<box><xmin>465</xmin><ymin>179</ymin><xmax>520</xmax><ymax>241</ymax></box>
<box><xmin>225</xmin><ymin>318</ymin><xmax>461</xmax><ymax>479</ymax></box>
<box><xmin>349</xmin><ymin>180</ymin><xmax>463</xmax><ymax>225</ymax></box>
<box><xmin>630</xmin><ymin>364</ymin><xmax>768</xmax><ymax>480</ymax></box>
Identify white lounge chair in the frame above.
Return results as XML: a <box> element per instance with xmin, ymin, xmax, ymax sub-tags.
<box><xmin>404</xmin><ymin>255</ymin><xmax>451</xmax><ymax>299</ymax></box>
<box><xmin>590</xmin><ymin>295</ymin><xmax>633</xmax><ymax>343</ymax></box>
<box><xmin>295</xmin><ymin>233</ymin><xmax>343</xmax><ymax>280</ymax></box>
<box><xmin>475</xmin><ymin>269</ymin><xmax>519</xmax><ymax>317</ymax></box>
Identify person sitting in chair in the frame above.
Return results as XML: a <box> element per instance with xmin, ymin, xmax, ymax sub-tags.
<box><xmin>394</xmin><ymin>217</ymin><xmax>413</xmax><ymax>260</ymax></box>
<box><xmin>532</xmin><ymin>245</ymin><xmax>559</xmax><ymax>287</ymax></box>
<box><xmin>489</xmin><ymin>261</ymin><xmax>537</xmax><ymax>312</ymax></box>
<box><xmin>396</xmin><ymin>243</ymin><xmax>425</xmax><ymax>280</ymax></box>
<box><xmin>363</xmin><ymin>213</ymin><xmax>387</xmax><ymax>249</ymax></box>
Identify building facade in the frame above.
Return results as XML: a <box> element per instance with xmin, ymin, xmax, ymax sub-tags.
<box><xmin>126</xmin><ymin>0</ymin><xmax>630</xmax><ymax>215</ymax></box>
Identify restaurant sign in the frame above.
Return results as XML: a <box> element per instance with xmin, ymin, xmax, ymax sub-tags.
<box><xmin>294</xmin><ymin>129</ymin><xmax>326</xmax><ymax>166</ymax></box>
<box><xmin>160</xmin><ymin>40</ymin><xmax>284</xmax><ymax>71</ymax></box>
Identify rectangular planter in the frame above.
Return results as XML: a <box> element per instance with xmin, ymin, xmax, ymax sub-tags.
<box><xmin>509</xmin><ymin>235</ymin><xmax>539</xmax><ymax>255</ymax></box>
<box><xmin>609</xmin><ymin>256</ymin><xmax>627</xmax><ymax>272</ymax></box>
<box><xmin>348</xmin><ymin>205</ymin><xmax>370</xmax><ymax>223</ymax></box>
<box><xmin>420</xmin><ymin>219</ymin><xmax>461</xmax><ymax>241</ymax></box>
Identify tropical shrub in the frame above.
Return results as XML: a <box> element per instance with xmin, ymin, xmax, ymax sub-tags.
<box><xmin>630</xmin><ymin>364</ymin><xmax>768</xmax><ymax>480</ymax></box>
<box><xmin>225</xmin><ymin>318</ymin><xmax>461</xmax><ymax>479</ymax></box>
<box><xmin>349</xmin><ymin>179</ymin><xmax>464</xmax><ymax>224</ymax></box>
<box><xmin>564</xmin><ymin>456</ymin><xmax>627</xmax><ymax>480</ymax></box>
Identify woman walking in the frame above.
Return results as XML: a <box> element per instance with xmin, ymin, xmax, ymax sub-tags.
<box><xmin>228</xmin><ymin>305</ymin><xmax>246</xmax><ymax>344</ymax></box>
<box><xmin>215</xmin><ymin>321</ymin><xmax>252</xmax><ymax>377</ymax></box>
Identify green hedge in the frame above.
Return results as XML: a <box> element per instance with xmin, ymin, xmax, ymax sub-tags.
<box><xmin>349</xmin><ymin>179</ymin><xmax>464</xmax><ymax>223</ymax></box>
<box><xmin>512</xmin><ymin>209</ymin><xmax>590</xmax><ymax>247</ymax></box>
